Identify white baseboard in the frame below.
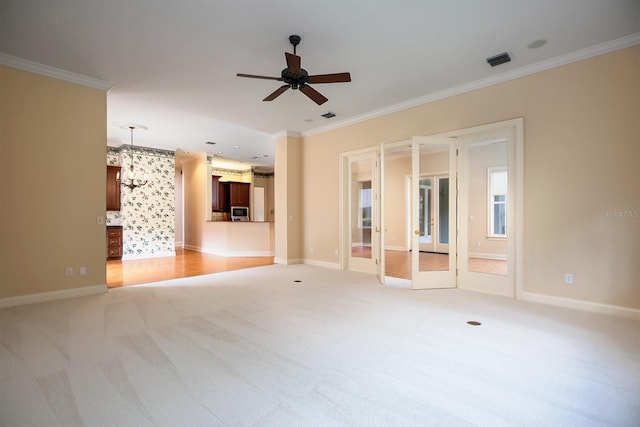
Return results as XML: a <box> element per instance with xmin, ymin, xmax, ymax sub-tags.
<box><xmin>274</xmin><ymin>257</ymin><xmax>303</xmax><ymax>265</ymax></box>
<box><xmin>385</xmin><ymin>245</ymin><xmax>408</xmax><ymax>252</ymax></box>
<box><xmin>0</xmin><ymin>284</ymin><xmax>108</xmax><ymax>308</ymax></box>
<box><xmin>188</xmin><ymin>245</ymin><xmax>274</xmax><ymax>257</ymax></box>
<box><xmin>122</xmin><ymin>250</ymin><xmax>176</xmax><ymax>260</ymax></box>
<box><xmin>174</xmin><ymin>242</ymin><xmax>184</xmax><ymax>249</ymax></box>
<box><xmin>468</xmin><ymin>252</ymin><xmax>507</xmax><ymax>261</ymax></box>
<box><xmin>522</xmin><ymin>292</ymin><xmax>640</xmax><ymax>320</ymax></box>
<box><xmin>303</xmin><ymin>259</ymin><xmax>341</xmax><ymax>269</ymax></box>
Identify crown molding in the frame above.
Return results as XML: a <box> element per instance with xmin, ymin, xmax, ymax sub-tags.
<box><xmin>0</xmin><ymin>53</ymin><xmax>112</xmax><ymax>91</ymax></box>
<box><xmin>272</xmin><ymin>130</ymin><xmax>302</xmax><ymax>140</ymax></box>
<box><xmin>302</xmin><ymin>32</ymin><xmax>640</xmax><ymax>138</ymax></box>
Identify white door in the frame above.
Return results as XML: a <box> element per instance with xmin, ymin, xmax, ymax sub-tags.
<box><xmin>411</xmin><ymin>136</ymin><xmax>457</xmax><ymax>289</ymax></box>
<box><xmin>457</xmin><ymin>124</ymin><xmax>518</xmax><ymax>297</ymax></box>
<box><xmin>344</xmin><ymin>150</ymin><xmax>379</xmax><ymax>275</ymax></box>
<box><xmin>418</xmin><ymin>175</ymin><xmax>450</xmax><ymax>253</ymax></box>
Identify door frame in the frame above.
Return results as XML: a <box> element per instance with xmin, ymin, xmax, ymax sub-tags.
<box><xmin>435</xmin><ymin>118</ymin><xmax>524</xmax><ymax>298</ymax></box>
<box><xmin>342</xmin><ymin>118</ymin><xmax>523</xmax><ymax>298</ymax></box>
<box><xmin>339</xmin><ymin>147</ymin><xmax>381</xmax><ymax>276</ymax></box>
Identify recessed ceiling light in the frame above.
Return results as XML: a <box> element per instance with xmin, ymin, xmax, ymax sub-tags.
<box><xmin>234</xmin><ymin>146</ymin><xmax>240</xmax><ymax>149</ymax></box>
<box><xmin>528</xmin><ymin>39</ymin><xmax>547</xmax><ymax>49</ymax></box>
<box><xmin>217</xmin><ymin>151</ymin><xmax>223</xmax><ymax>154</ymax></box>
<box><xmin>304</xmin><ymin>118</ymin><xmax>313</xmax><ymax>122</ymax></box>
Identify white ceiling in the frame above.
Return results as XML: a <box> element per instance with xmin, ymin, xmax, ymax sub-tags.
<box><xmin>1</xmin><ymin>1</ymin><xmax>638</xmax><ymax>170</ymax></box>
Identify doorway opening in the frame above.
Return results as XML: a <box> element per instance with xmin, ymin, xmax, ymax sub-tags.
<box><xmin>344</xmin><ymin>118</ymin><xmax>522</xmax><ymax>296</ymax></box>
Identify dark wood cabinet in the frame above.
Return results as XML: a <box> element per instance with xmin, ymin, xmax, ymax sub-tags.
<box><xmin>212</xmin><ymin>179</ymin><xmax>249</xmax><ymax>211</ymax></box>
<box><xmin>212</xmin><ymin>176</ymin><xmax>229</xmax><ymax>212</ymax></box>
<box><xmin>106</xmin><ymin>226</ymin><xmax>123</xmax><ymax>260</ymax></box>
<box><xmin>107</xmin><ymin>166</ymin><xmax>121</xmax><ymax>211</ymax></box>
<box><xmin>229</xmin><ymin>182</ymin><xmax>250</xmax><ymax>207</ymax></box>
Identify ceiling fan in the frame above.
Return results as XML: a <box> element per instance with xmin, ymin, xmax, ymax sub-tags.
<box><xmin>237</xmin><ymin>35</ymin><xmax>351</xmax><ymax>105</ymax></box>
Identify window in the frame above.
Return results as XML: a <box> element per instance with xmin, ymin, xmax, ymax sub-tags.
<box><xmin>488</xmin><ymin>167</ymin><xmax>507</xmax><ymax>237</ymax></box>
<box><xmin>360</xmin><ymin>181</ymin><xmax>372</xmax><ymax>228</ymax></box>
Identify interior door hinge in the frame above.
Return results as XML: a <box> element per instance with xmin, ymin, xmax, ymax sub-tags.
<box><xmin>456</xmin><ymin>149</ymin><xmax>459</xmax><ymax>156</ymax></box>
<box><xmin>375</xmin><ymin>259</ymin><xmax>378</xmax><ymax>265</ymax></box>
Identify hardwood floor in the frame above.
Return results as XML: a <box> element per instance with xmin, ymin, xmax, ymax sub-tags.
<box><xmin>107</xmin><ymin>248</ymin><xmax>274</xmax><ymax>288</ymax></box>
<box><xmin>108</xmin><ymin>247</ymin><xmax>505</xmax><ymax>288</ymax></box>
<box><xmin>352</xmin><ymin>247</ymin><xmax>507</xmax><ymax>279</ymax></box>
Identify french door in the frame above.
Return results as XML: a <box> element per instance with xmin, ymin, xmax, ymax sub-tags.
<box><xmin>411</xmin><ymin>137</ymin><xmax>457</xmax><ymax>289</ymax></box>
<box><xmin>418</xmin><ymin>175</ymin><xmax>450</xmax><ymax>254</ymax></box>
<box><xmin>353</xmin><ymin>119</ymin><xmax>521</xmax><ymax>297</ymax></box>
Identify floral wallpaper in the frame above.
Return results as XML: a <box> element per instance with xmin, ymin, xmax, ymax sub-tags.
<box><xmin>107</xmin><ymin>146</ymin><xmax>176</xmax><ymax>258</ymax></box>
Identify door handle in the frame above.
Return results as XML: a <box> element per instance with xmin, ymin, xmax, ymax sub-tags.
<box><xmin>415</xmin><ymin>230</ymin><xmax>425</xmax><ymax>236</ymax></box>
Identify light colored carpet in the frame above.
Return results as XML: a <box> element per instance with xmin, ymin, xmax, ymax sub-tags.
<box><xmin>1</xmin><ymin>264</ymin><xmax>638</xmax><ymax>426</ymax></box>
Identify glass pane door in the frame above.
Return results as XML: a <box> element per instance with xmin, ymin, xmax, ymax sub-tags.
<box><xmin>412</xmin><ymin>137</ymin><xmax>457</xmax><ymax>289</ymax></box>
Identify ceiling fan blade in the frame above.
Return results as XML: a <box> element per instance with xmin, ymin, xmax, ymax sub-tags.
<box><xmin>307</xmin><ymin>72</ymin><xmax>352</xmax><ymax>84</ymax></box>
<box><xmin>299</xmin><ymin>84</ymin><xmax>328</xmax><ymax>105</ymax></box>
<box><xmin>237</xmin><ymin>73</ymin><xmax>283</xmax><ymax>81</ymax></box>
<box><xmin>285</xmin><ymin>52</ymin><xmax>301</xmax><ymax>75</ymax></box>
<box><xmin>263</xmin><ymin>85</ymin><xmax>290</xmax><ymax>101</ymax></box>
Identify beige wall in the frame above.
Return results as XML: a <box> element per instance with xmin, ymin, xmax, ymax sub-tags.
<box><xmin>274</xmin><ymin>134</ymin><xmax>303</xmax><ymax>263</ymax></box>
<box><xmin>182</xmin><ymin>154</ymin><xmax>208</xmax><ymax>250</ymax></box>
<box><xmin>302</xmin><ymin>46</ymin><xmax>640</xmax><ymax>309</ymax></box>
<box><xmin>0</xmin><ymin>65</ymin><xmax>107</xmax><ymax>299</ymax></box>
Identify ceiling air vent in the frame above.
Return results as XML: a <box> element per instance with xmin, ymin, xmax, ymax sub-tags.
<box><xmin>321</xmin><ymin>112</ymin><xmax>336</xmax><ymax>119</ymax></box>
<box><xmin>486</xmin><ymin>52</ymin><xmax>511</xmax><ymax>67</ymax></box>
<box><xmin>205</xmin><ymin>141</ymin><xmax>217</xmax><ymax>145</ymax></box>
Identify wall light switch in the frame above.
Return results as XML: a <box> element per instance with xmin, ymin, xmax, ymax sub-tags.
<box><xmin>79</xmin><ymin>266</ymin><xmax>87</xmax><ymax>276</ymax></box>
<box><xmin>66</xmin><ymin>267</ymin><xmax>73</xmax><ymax>277</ymax></box>
<box><xmin>97</xmin><ymin>216</ymin><xmax>104</xmax><ymax>225</ymax></box>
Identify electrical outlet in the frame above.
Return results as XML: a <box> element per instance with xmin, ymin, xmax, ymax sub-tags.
<box><xmin>309</xmin><ymin>246</ymin><xmax>314</xmax><ymax>253</ymax></box>
<box><xmin>97</xmin><ymin>216</ymin><xmax>104</xmax><ymax>224</ymax></box>
<box><xmin>334</xmin><ymin>248</ymin><xmax>339</xmax><ymax>256</ymax></box>
<box><xmin>564</xmin><ymin>273</ymin><xmax>573</xmax><ymax>284</ymax></box>
<box><xmin>66</xmin><ymin>267</ymin><xmax>73</xmax><ymax>277</ymax></box>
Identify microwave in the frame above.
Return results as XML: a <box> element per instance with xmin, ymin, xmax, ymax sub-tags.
<box><xmin>231</xmin><ymin>206</ymin><xmax>249</xmax><ymax>221</ymax></box>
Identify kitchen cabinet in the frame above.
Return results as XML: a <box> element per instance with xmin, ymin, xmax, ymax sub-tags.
<box><xmin>229</xmin><ymin>182</ymin><xmax>250</xmax><ymax>207</ymax></box>
<box><xmin>212</xmin><ymin>176</ymin><xmax>229</xmax><ymax>212</ymax></box>
<box><xmin>106</xmin><ymin>226</ymin><xmax>123</xmax><ymax>260</ymax></box>
<box><xmin>107</xmin><ymin>166</ymin><xmax>121</xmax><ymax>211</ymax></box>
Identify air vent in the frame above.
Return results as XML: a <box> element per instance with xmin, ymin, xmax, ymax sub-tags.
<box><xmin>205</xmin><ymin>141</ymin><xmax>217</xmax><ymax>145</ymax></box>
<box><xmin>321</xmin><ymin>112</ymin><xmax>336</xmax><ymax>119</ymax></box>
<box><xmin>486</xmin><ymin>52</ymin><xmax>511</xmax><ymax>67</ymax></box>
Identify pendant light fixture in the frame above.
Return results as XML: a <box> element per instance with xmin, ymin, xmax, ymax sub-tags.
<box><xmin>116</xmin><ymin>123</ymin><xmax>149</xmax><ymax>190</ymax></box>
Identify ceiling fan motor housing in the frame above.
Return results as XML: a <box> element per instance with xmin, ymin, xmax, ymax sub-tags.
<box><xmin>281</xmin><ymin>67</ymin><xmax>309</xmax><ymax>90</ymax></box>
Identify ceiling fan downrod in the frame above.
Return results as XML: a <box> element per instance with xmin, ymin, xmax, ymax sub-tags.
<box><xmin>289</xmin><ymin>34</ymin><xmax>301</xmax><ymax>55</ymax></box>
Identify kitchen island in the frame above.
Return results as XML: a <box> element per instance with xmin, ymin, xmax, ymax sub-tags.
<box><xmin>194</xmin><ymin>221</ymin><xmax>274</xmax><ymax>257</ymax></box>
